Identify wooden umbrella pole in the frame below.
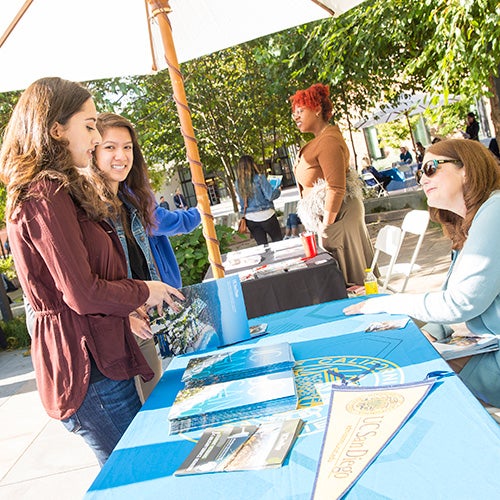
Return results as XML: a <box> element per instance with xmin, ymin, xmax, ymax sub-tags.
<box><xmin>405</xmin><ymin>112</ymin><xmax>418</xmax><ymax>157</ymax></box>
<box><xmin>148</xmin><ymin>0</ymin><xmax>225</xmax><ymax>279</ymax></box>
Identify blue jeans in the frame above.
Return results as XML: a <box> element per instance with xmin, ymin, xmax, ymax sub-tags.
<box><xmin>61</xmin><ymin>377</ymin><xmax>141</xmax><ymax>466</ymax></box>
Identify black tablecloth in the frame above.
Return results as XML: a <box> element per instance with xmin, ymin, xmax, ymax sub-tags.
<box><xmin>240</xmin><ymin>252</ymin><xmax>347</xmax><ymax>318</ymax></box>
<box><xmin>205</xmin><ymin>242</ymin><xmax>347</xmax><ymax>319</ymax></box>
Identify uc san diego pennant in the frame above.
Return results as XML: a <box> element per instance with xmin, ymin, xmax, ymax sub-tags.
<box><xmin>311</xmin><ymin>380</ymin><xmax>435</xmax><ymax>500</ymax></box>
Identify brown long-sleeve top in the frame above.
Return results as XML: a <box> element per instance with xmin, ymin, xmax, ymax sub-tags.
<box><xmin>294</xmin><ymin>125</ymin><xmax>349</xmax><ymax>221</ymax></box>
<box><xmin>8</xmin><ymin>179</ymin><xmax>152</xmax><ymax>420</ymax></box>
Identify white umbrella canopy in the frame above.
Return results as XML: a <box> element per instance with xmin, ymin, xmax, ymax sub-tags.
<box><xmin>0</xmin><ymin>0</ymin><xmax>363</xmax><ymax>93</ymax></box>
<box><xmin>354</xmin><ymin>92</ymin><xmax>460</xmax><ymax>153</ymax></box>
<box><xmin>1</xmin><ymin>0</ymin><xmax>365</xmax><ymax>278</ymax></box>
<box><xmin>354</xmin><ymin>92</ymin><xmax>460</xmax><ymax>129</ymax></box>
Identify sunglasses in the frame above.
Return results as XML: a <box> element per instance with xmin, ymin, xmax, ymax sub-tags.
<box><xmin>415</xmin><ymin>158</ymin><xmax>463</xmax><ymax>184</ymax></box>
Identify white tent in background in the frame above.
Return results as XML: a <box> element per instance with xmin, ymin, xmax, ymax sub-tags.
<box><xmin>354</xmin><ymin>92</ymin><xmax>460</xmax><ymax>151</ymax></box>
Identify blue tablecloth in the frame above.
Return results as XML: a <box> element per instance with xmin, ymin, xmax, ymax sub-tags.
<box><xmin>381</xmin><ymin>164</ymin><xmax>419</xmax><ymax>191</ymax></box>
<box><xmin>380</xmin><ymin>167</ymin><xmax>406</xmax><ymax>182</ymax></box>
<box><xmin>85</xmin><ymin>298</ymin><xmax>500</xmax><ymax>499</ymax></box>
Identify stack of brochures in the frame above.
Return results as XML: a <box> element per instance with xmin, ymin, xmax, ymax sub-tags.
<box><xmin>433</xmin><ymin>334</ymin><xmax>499</xmax><ymax>360</ymax></box>
<box><xmin>168</xmin><ymin>369</ymin><xmax>298</xmax><ymax>434</ymax></box>
<box><xmin>181</xmin><ymin>342</ymin><xmax>295</xmax><ymax>387</ymax></box>
<box><xmin>175</xmin><ymin>418</ymin><xmax>304</xmax><ymax>475</ymax></box>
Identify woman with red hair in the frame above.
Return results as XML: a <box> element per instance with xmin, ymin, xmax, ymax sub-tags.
<box><xmin>291</xmin><ymin>83</ymin><xmax>374</xmax><ymax>286</ymax></box>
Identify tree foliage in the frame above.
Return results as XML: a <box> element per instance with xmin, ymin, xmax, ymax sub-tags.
<box><xmin>288</xmin><ymin>0</ymin><xmax>500</xmax><ymax>138</ymax></box>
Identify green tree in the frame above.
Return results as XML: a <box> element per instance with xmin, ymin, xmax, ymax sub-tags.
<box><xmin>289</xmin><ymin>0</ymin><xmax>500</xmax><ymax>141</ymax></box>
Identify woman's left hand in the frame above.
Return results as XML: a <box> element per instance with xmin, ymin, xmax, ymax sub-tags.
<box><xmin>343</xmin><ymin>301</ymin><xmax>368</xmax><ymax>315</ymax></box>
<box><xmin>129</xmin><ymin>309</ymin><xmax>153</xmax><ymax>339</ymax></box>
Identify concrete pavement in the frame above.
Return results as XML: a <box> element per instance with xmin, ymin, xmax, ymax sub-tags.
<box><xmin>0</xmin><ymin>190</ymin><xmax>455</xmax><ymax>499</ymax></box>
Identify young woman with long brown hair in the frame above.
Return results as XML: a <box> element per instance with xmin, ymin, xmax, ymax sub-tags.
<box><xmin>93</xmin><ymin>112</ymin><xmax>200</xmax><ymax>401</ymax></box>
<box><xmin>0</xmin><ymin>77</ymin><xmax>182</xmax><ymax>466</ymax></box>
<box><xmin>235</xmin><ymin>155</ymin><xmax>282</xmax><ymax>245</ymax></box>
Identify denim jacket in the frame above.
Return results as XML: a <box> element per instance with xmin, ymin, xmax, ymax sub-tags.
<box><xmin>111</xmin><ymin>199</ymin><xmax>160</xmax><ymax>281</ymax></box>
<box><xmin>236</xmin><ymin>174</ymin><xmax>281</xmax><ymax>215</ymax></box>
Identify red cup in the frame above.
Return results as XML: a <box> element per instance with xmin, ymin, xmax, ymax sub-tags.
<box><xmin>301</xmin><ymin>232</ymin><xmax>317</xmax><ymax>258</ymax></box>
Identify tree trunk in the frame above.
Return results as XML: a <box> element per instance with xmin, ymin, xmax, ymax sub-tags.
<box><xmin>488</xmin><ymin>71</ymin><xmax>500</xmax><ymax>144</ymax></box>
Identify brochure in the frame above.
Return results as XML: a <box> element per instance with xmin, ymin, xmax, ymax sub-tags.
<box><xmin>175</xmin><ymin>425</ymin><xmax>258</xmax><ymax>475</ymax></box>
<box><xmin>311</xmin><ymin>381</ymin><xmax>435</xmax><ymax>500</ymax></box>
<box><xmin>150</xmin><ymin>275</ymin><xmax>250</xmax><ymax>356</ymax></box>
<box><xmin>181</xmin><ymin>342</ymin><xmax>295</xmax><ymax>387</ymax></box>
<box><xmin>346</xmin><ymin>285</ymin><xmax>366</xmax><ymax>297</ymax></box>
<box><xmin>267</xmin><ymin>175</ymin><xmax>283</xmax><ymax>190</ymax></box>
<box><xmin>224</xmin><ymin>418</ymin><xmax>304</xmax><ymax>471</ymax></box>
<box><xmin>433</xmin><ymin>334</ymin><xmax>499</xmax><ymax>360</ymax></box>
<box><xmin>365</xmin><ymin>318</ymin><xmax>410</xmax><ymax>332</ymax></box>
<box><xmin>175</xmin><ymin>418</ymin><xmax>303</xmax><ymax>475</ymax></box>
<box><xmin>168</xmin><ymin>370</ymin><xmax>298</xmax><ymax>434</ymax></box>
<box><xmin>249</xmin><ymin>323</ymin><xmax>268</xmax><ymax>338</ymax></box>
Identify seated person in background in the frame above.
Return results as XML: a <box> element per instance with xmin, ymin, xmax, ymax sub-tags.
<box><xmin>284</xmin><ymin>213</ymin><xmax>301</xmax><ymax>239</ymax></box>
<box><xmin>159</xmin><ymin>195</ymin><xmax>170</xmax><ymax>210</ymax></box>
<box><xmin>345</xmin><ymin>139</ymin><xmax>500</xmax><ymax>408</ymax></box>
<box><xmin>173</xmin><ymin>187</ymin><xmax>188</xmax><ymax>209</ymax></box>
<box><xmin>361</xmin><ymin>156</ymin><xmax>391</xmax><ymax>190</ymax></box>
<box><xmin>399</xmin><ymin>146</ymin><xmax>413</xmax><ymax>165</ymax></box>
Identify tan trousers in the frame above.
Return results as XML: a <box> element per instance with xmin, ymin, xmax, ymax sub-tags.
<box><xmin>134</xmin><ymin>335</ymin><xmax>162</xmax><ymax>403</ymax></box>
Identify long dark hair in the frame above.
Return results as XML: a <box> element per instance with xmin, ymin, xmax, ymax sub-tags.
<box><xmin>0</xmin><ymin>77</ymin><xmax>112</xmax><ymax>221</ymax></box>
<box><xmin>426</xmin><ymin>139</ymin><xmax>500</xmax><ymax>249</ymax></box>
<box><xmin>94</xmin><ymin>113</ymin><xmax>157</xmax><ymax>233</ymax></box>
<box><xmin>236</xmin><ymin>155</ymin><xmax>262</xmax><ymax>199</ymax></box>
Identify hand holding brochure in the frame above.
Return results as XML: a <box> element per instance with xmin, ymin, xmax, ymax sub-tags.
<box><xmin>150</xmin><ymin>275</ymin><xmax>250</xmax><ymax>356</ymax></box>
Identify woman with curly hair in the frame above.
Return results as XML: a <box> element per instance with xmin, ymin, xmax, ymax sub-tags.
<box><xmin>291</xmin><ymin>83</ymin><xmax>374</xmax><ymax>286</ymax></box>
<box><xmin>345</xmin><ymin>139</ymin><xmax>500</xmax><ymax>407</ymax></box>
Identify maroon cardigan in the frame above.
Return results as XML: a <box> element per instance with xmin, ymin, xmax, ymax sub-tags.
<box><xmin>8</xmin><ymin>179</ymin><xmax>152</xmax><ymax>419</ymax></box>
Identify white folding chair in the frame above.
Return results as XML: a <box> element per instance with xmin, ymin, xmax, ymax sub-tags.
<box><xmin>361</xmin><ymin>172</ymin><xmax>388</xmax><ymax>197</ymax></box>
<box><xmin>371</xmin><ymin>210</ymin><xmax>430</xmax><ymax>292</ymax></box>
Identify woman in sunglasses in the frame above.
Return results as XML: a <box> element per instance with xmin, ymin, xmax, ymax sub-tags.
<box><xmin>344</xmin><ymin>139</ymin><xmax>500</xmax><ymax>407</ymax></box>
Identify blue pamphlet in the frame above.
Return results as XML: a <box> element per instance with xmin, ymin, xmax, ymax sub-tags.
<box><xmin>267</xmin><ymin>175</ymin><xmax>283</xmax><ymax>189</ymax></box>
<box><xmin>181</xmin><ymin>342</ymin><xmax>295</xmax><ymax>387</ymax></box>
<box><xmin>169</xmin><ymin>370</ymin><xmax>298</xmax><ymax>434</ymax></box>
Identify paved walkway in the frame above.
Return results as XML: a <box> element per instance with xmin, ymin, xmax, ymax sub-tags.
<box><xmin>0</xmin><ymin>192</ymin><xmax>453</xmax><ymax>499</ymax></box>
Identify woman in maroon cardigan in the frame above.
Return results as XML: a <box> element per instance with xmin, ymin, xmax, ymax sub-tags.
<box><xmin>0</xmin><ymin>77</ymin><xmax>182</xmax><ymax>466</ymax></box>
